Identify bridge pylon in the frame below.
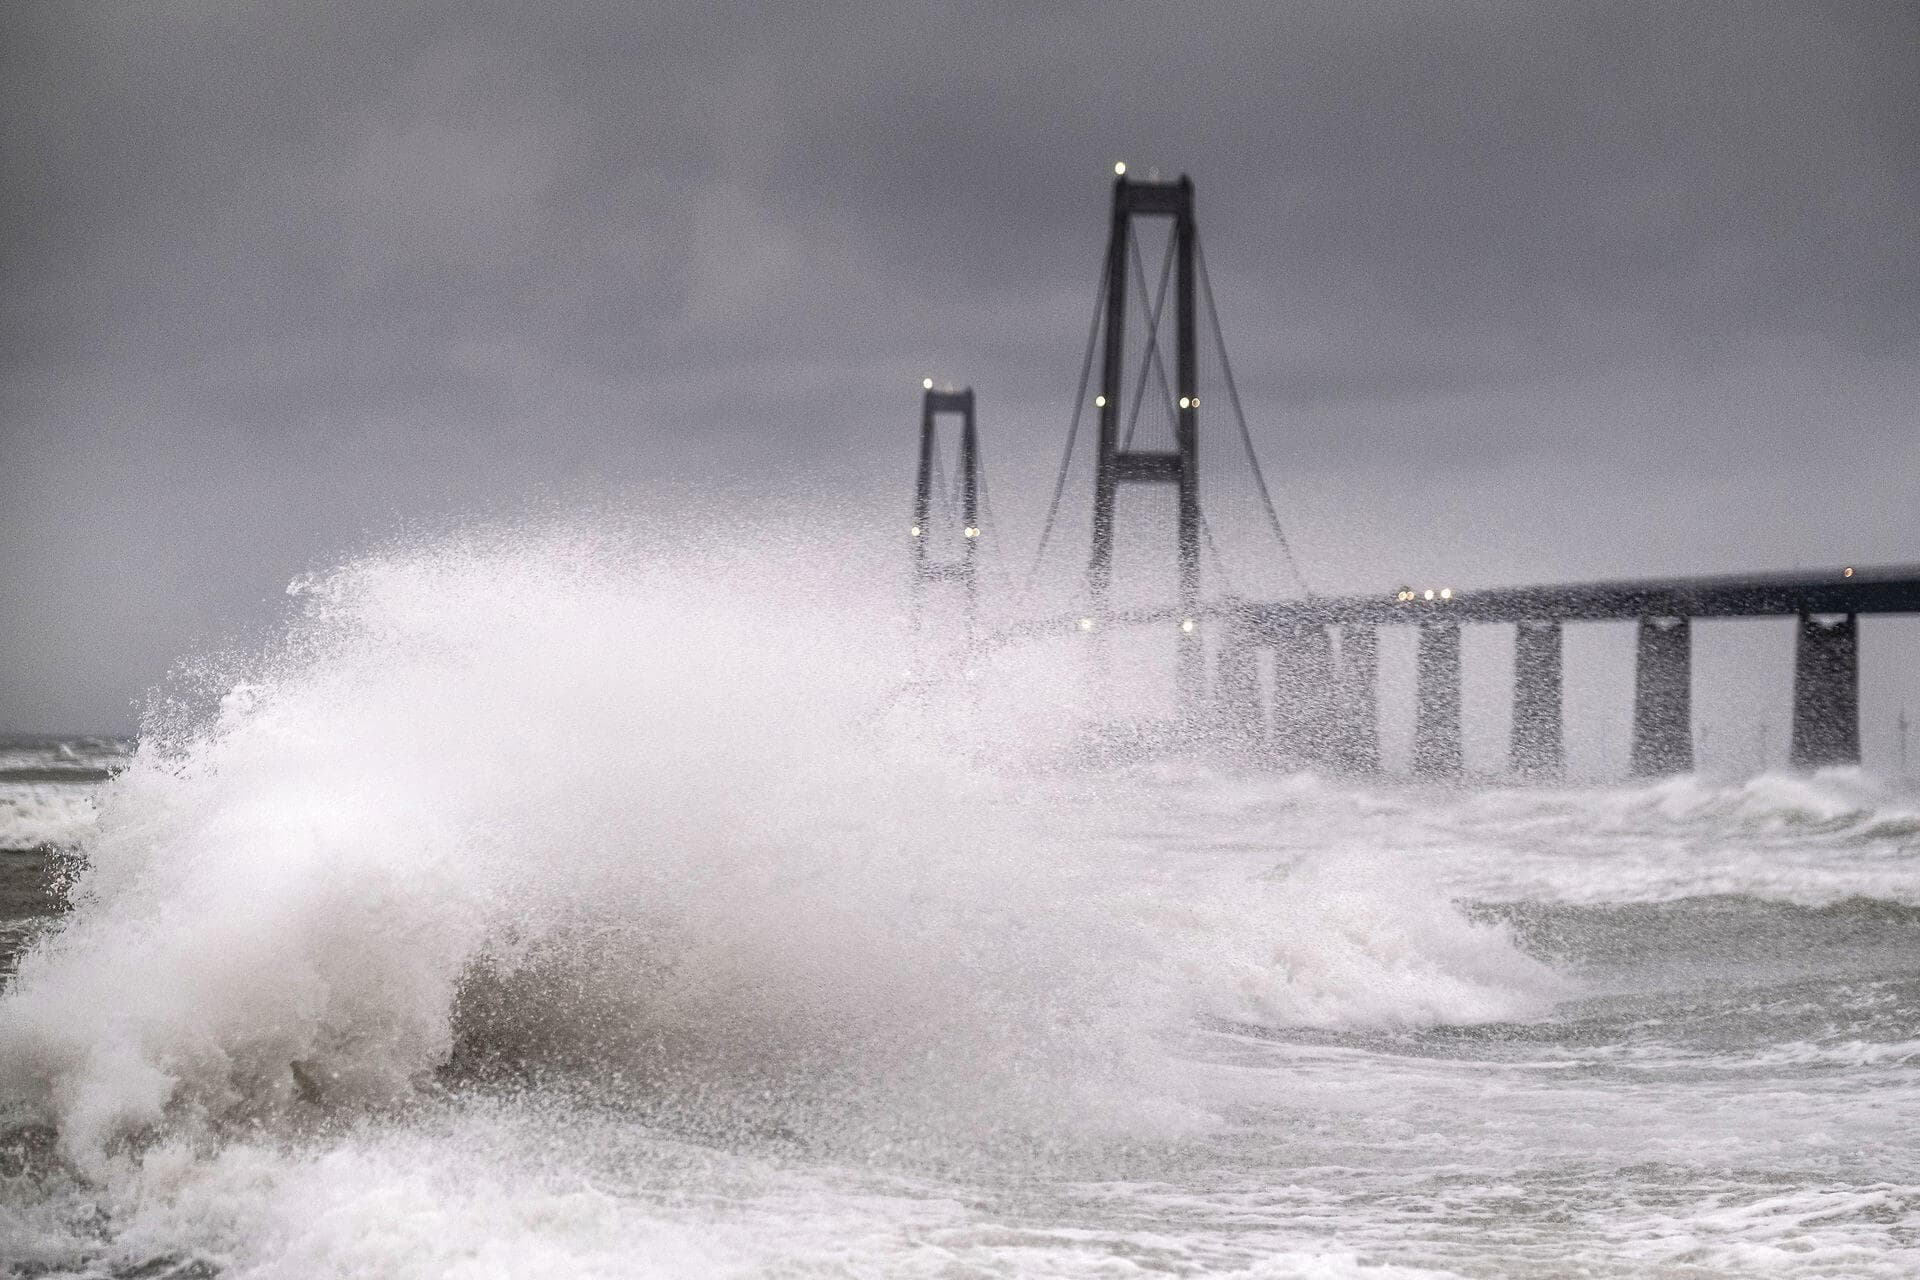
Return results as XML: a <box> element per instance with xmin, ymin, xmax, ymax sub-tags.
<box><xmin>1089</xmin><ymin>173</ymin><xmax>1201</xmax><ymax>703</ymax></box>
<box><xmin>1790</xmin><ymin>611</ymin><xmax>1859</xmax><ymax>767</ymax></box>
<box><xmin>910</xmin><ymin>384</ymin><xmax>981</xmax><ymax>630</ymax></box>
<box><xmin>1630</xmin><ymin>616</ymin><xmax>1693</xmax><ymax>776</ymax></box>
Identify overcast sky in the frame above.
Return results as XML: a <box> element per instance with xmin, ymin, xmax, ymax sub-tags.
<box><xmin>3</xmin><ymin>0</ymin><xmax>1917</xmax><ymax>733</ymax></box>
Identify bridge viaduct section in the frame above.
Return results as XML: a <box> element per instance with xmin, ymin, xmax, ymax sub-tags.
<box><xmin>1215</xmin><ymin>566</ymin><xmax>1920</xmax><ymax>778</ymax></box>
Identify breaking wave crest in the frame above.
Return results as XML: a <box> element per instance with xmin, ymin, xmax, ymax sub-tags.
<box><xmin>1597</xmin><ymin>768</ymin><xmax>1920</xmax><ymax>840</ymax></box>
<box><xmin>0</xmin><ymin>519</ymin><xmax>1560</xmax><ymax>1172</ymax></box>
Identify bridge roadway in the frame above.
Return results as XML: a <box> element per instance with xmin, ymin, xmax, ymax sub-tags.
<box><xmin>1230</xmin><ymin>562</ymin><xmax>1920</xmax><ymax>630</ymax></box>
<box><xmin>1024</xmin><ymin>563</ymin><xmax>1920</xmax><ymax>635</ymax></box>
<box><xmin>1015</xmin><ymin>563</ymin><xmax>1920</xmax><ymax>780</ymax></box>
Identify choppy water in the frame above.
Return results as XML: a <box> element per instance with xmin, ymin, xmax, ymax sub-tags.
<box><xmin>1</xmin><ymin>526</ymin><xmax>1916</xmax><ymax>1278</ymax></box>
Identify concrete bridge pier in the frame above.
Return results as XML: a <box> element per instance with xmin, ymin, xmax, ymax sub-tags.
<box><xmin>1509</xmin><ymin>621</ymin><xmax>1564</xmax><ymax>778</ymax></box>
<box><xmin>1333</xmin><ymin>624</ymin><xmax>1380</xmax><ymax>774</ymax></box>
<box><xmin>1212</xmin><ymin>631</ymin><xmax>1263</xmax><ymax>750</ymax></box>
<box><xmin>1630</xmin><ymin>617</ymin><xmax>1693</xmax><ymax>776</ymax></box>
<box><xmin>1790</xmin><ymin>612</ymin><xmax>1860</xmax><ymax>768</ymax></box>
<box><xmin>1413</xmin><ymin>621</ymin><xmax>1463</xmax><ymax>779</ymax></box>
<box><xmin>1271</xmin><ymin>624</ymin><xmax>1337</xmax><ymax>767</ymax></box>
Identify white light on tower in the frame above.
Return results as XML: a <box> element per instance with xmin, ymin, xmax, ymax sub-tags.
<box><xmin>1079</xmin><ymin>617</ymin><xmax>1095</xmax><ymax>631</ymax></box>
<box><xmin>1440</xmin><ymin>588</ymin><xmax>1453</xmax><ymax>600</ymax></box>
<box><xmin>922</xmin><ymin>377</ymin><xmax>933</xmax><ymax>390</ymax></box>
<box><xmin>1095</xmin><ymin>395</ymin><xmax>1106</xmax><ymax>407</ymax></box>
<box><xmin>1180</xmin><ymin>618</ymin><xmax>1195</xmax><ymax>633</ymax></box>
<box><xmin>964</xmin><ymin>527</ymin><xmax>979</xmax><ymax>539</ymax></box>
<box><xmin>1424</xmin><ymin>589</ymin><xmax>1435</xmax><ymax>601</ymax></box>
<box><xmin>1114</xmin><ymin>162</ymin><xmax>1126</xmax><ymax>176</ymax></box>
<box><xmin>910</xmin><ymin>526</ymin><xmax>921</xmax><ymax>537</ymax></box>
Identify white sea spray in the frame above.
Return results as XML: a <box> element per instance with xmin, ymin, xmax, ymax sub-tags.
<box><xmin>0</xmin><ymin>521</ymin><xmax>1551</xmax><ymax>1179</ymax></box>
<box><xmin>3</xmin><ymin>519</ymin><xmax>1916</xmax><ymax>1276</ymax></box>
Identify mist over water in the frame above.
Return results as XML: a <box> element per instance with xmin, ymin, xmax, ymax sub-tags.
<box><xmin>1</xmin><ymin>516</ymin><xmax>1916</xmax><ymax>1277</ymax></box>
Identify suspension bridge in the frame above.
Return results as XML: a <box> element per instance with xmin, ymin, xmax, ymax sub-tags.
<box><xmin>906</xmin><ymin>167</ymin><xmax>1917</xmax><ymax>780</ymax></box>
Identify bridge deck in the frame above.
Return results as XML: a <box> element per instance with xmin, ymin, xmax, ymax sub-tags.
<box><xmin>1232</xmin><ymin>563</ymin><xmax>1920</xmax><ymax>630</ymax></box>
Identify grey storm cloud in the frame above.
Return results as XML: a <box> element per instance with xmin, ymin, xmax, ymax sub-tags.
<box><xmin>3</xmin><ymin>0</ymin><xmax>1917</xmax><ymax>731</ymax></box>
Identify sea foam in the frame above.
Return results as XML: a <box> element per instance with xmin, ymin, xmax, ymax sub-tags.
<box><xmin>0</xmin><ymin>519</ymin><xmax>1558</xmax><ymax>1172</ymax></box>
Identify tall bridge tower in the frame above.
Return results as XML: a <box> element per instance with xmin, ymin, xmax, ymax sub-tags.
<box><xmin>910</xmin><ymin>382</ymin><xmax>981</xmax><ymax>626</ymax></box>
<box><xmin>896</xmin><ymin>164</ymin><xmax>1905</xmax><ymax>780</ymax></box>
<box><xmin>1089</xmin><ymin>172</ymin><xmax>1202</xmax><ymax>700</ymax></box>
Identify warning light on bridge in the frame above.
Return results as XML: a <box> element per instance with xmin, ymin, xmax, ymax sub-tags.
<box><xmin>1079</xmin><ymin>617</ymin><xmax>1095</xmax><ymax>631</ymax></box>
<box><xmin>922</xmin><ymin>377</ymin><xmax>933</xmax><ymax>390</ymax></box>
<box><xmin>1114</xmin><ymin>162</ymin><xmax>1126</xmax><ymax>176</ymax></box>
<box><xmin>1845</xmin><ymin>566</ymin><xmax>1855</xmax><ymax>577</ymax></box>
<box><xmin>1441</xmin><ymin>587</ymin><xmax>1453</xmax><ymax>600</ymax></box>
<box><xmin>964</xmin><ymin>526</ymin><xmax>980</xmax><ymax>539</ymax></box>
<box><xmin>1180</xmin><ymin>618</ymin><xmax>1195</xmax><ymax>633</ymax></box>
<box><xmin>1424</xmin><ymin>589</ymin><xmax>1435</xmax><ymax>601</ymax></box>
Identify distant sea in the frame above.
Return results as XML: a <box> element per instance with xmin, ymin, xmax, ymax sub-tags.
<box><xmin>0</xmin><ymin>736</ymin><xmax>127</xmax><ymax>981</ymax></box>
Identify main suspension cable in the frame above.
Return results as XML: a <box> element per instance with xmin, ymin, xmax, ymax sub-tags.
<box><xmin>1021</xmin><ymin>257</ymin><xmax>1110</xmax><ymax>603</ymax></box>
<box><xmin>1199</xmin><ymin>508</ymin><xmax>1238</xmax><ymax>597</ymax></box>
<box><xmin>977</xmin><ymin>449</ymin><xmax>1003</xmax><ymax>593</ymax></box>
<box><xmin>1196</xmin><ymin>233</ymin><xmax>1312</xmax><ymax>598</ymax></box>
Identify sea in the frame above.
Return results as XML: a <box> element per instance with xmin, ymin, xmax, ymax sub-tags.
<box><xmin>1</xmin><ymin>526</ymin><xmax>1916</xmax><ymax>1278</ymax></box>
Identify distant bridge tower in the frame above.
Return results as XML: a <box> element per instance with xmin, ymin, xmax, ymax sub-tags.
<box><xmin>910</xmin><ymin>383</ymin><xmax>981</xmax><ymax>627</ymax></box>
<box><xmin>1089</xmin><ymin>171</ymin><xmax>1201</xmax><ymax>702</ymax></box>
